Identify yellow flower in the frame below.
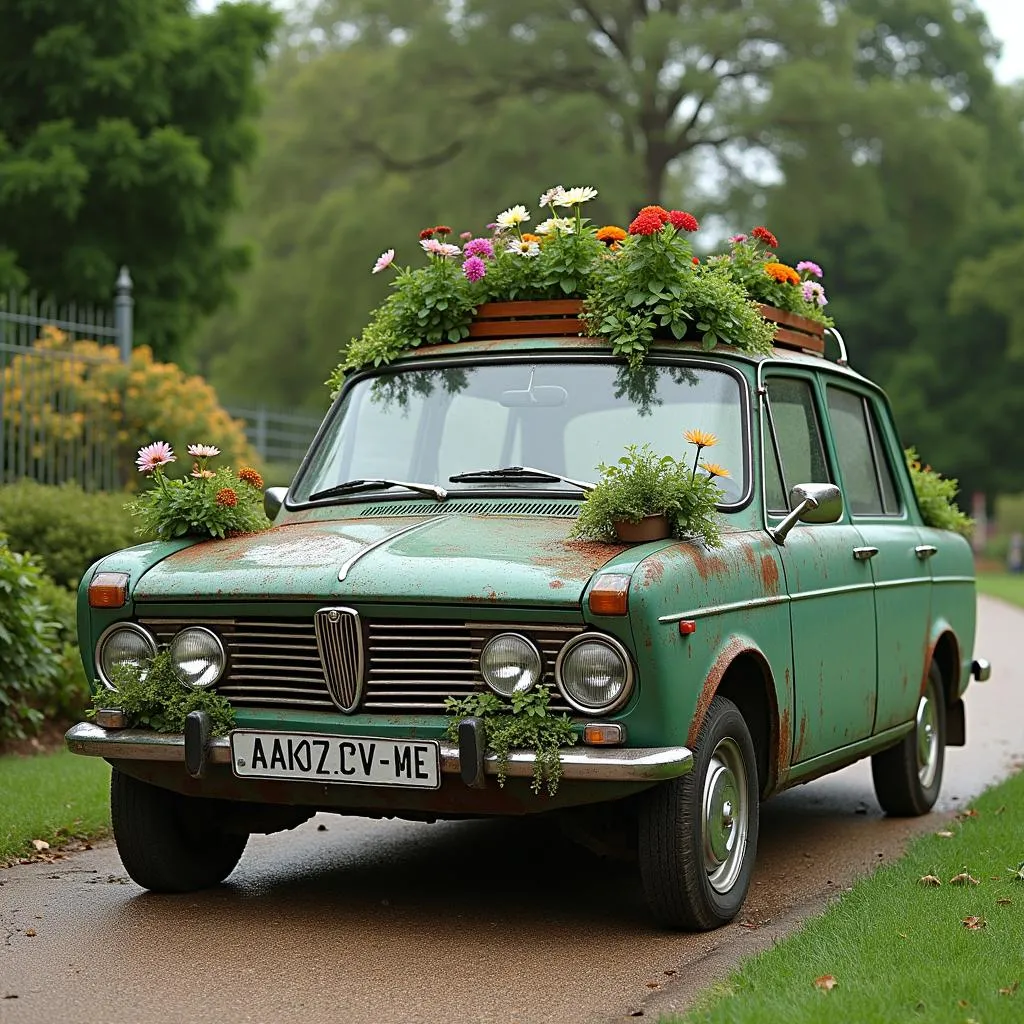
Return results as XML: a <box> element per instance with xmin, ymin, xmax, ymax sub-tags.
<box><xmin>701</xmin><ymin>461</ymin><xmax>730</xmax><ymax>479</ymax></box>
<box><xmin>684</xmin><ymin>428</ymin><xmax>718</xmax><ymax>448</ymax></box>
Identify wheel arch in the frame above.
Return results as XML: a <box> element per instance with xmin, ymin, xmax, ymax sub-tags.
<box><xmin>929</xmin><ymin>628</ymin><xmax>962</xmax><ymax>705</ymax></box>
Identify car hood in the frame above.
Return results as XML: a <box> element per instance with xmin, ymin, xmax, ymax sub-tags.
<box><xmin>131</xmin><ymin>514</ymin><xmax>631</xmax><ymax>607</ymax></box>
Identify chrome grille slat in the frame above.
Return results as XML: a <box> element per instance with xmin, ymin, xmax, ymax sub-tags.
<box><xmin>138</xmin><ymin>616</ymin><xmax>582</xmax><ymax>713</ymax></box>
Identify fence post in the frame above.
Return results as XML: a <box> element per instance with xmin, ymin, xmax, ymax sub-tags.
<box><xmin>115</xmin><ymin>266</ymin><xmax>133</xmax><ymax>363</ymax></box>
<box><xmin>256</xmin><ymin>406</ymin><xmax>268</xmax><ymax>459</ymax></box>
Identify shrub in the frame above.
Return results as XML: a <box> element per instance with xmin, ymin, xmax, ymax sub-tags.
<box><xmin>0</xmin><ymin>480</ymin><xmax>137</xmax><ymax>586</ymax></box>
<box><xmin>0</xmin><ymin>535</ymin><xmax>60</xmax><ymax>741</ymax></box>
<box><xmin>905</xmin><ymin>448</ymin><xmax>973</xmax><ymax>536</ymax></box>
<box><xmin>33</xmin><ymin>575</ymin><xmax>90</xmax><ymax>721</ymax></box>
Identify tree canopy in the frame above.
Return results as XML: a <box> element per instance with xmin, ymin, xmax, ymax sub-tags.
<box><xmin>0</xmin><ymin>0</ymin><xmax>278</xmax><ymax>358</ymax></box>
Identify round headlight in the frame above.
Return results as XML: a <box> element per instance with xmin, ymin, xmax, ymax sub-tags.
<box><xmin>96</xmin><ymin>623</ymin><xmax>158</xmax><ymax>691</ymax></box>
<box><xmin>480</xmin><ymin>633</ymin><xmax>543</xmax><ymax>697</ymax></box>
<box><xmin>169</xmin><ymin>627</ymin><xmax>226</xmax><ymax>689</ymax></box>
<box><xmin>556</xmin><ymin>634</ymin><xmax>633</xmax><ymax>714</ymax></box>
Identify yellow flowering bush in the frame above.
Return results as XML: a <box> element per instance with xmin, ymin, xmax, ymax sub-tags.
<box><xmin>1</xmin><ymin>327</ymin><xmax>257</xmax><ymax>489</ymax></box>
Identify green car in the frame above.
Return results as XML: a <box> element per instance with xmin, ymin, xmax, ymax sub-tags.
<box><xmin>67</xmin><ymin>333</ymin><xmax>988</xmax><ymax>930</ymax></box>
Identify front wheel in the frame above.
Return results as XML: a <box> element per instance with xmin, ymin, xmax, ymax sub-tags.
<box><xmin>638</xmin><ymin>696</ymin><xmax>759</xmax><ymax>930</ymax></box>
<box><xmin>871</xmin><ymin>663</ymin><xmax>946</xmax><ymax>816</ymax></box>
<box><xmin>111</xmin><ymin>769</ymin><xmax>248</xmax><ymax>892</ymax></box>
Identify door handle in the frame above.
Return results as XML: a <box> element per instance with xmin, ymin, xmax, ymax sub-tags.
<box><xmin>853</xmin><ymin>546</ymin><xmax>878</xmax><ymax>561</ymax></box>
<box><xmin>915</xmin><ymin>545</ymin><xmax>938</xmax><ymax>560</ymax></box>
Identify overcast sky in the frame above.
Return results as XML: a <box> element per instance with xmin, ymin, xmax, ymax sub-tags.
<box><xmin>192</xmin><ymin>0</ymin><xmax>1024</xmax><ymax>82</ymax></box>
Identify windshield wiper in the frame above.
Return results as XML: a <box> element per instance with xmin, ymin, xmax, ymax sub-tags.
<box><xmin>309</xmin><ymin>479</ymin><xmax>448</xmax><ymax>502</ymax></box>
<box><xmin>449</xmin><ymin>465</ymin><xmax>594</xmax><ymax>492</ymax></box>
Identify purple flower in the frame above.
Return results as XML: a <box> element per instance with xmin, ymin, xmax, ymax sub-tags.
<box><xmin>459</xmin><ymin>231</ymin><xmax>473</xmax><ymax>241</ymax></box>
<box><xmin>462</xmin><ymin>256</ymin><xmax>487</xmax><ymax>282</ymax></box>
<box><xmin>797</xmin><ymin>260</ymin><xmax>823</xmax><ymax>279</ymax></box>
<box><xmin>802</xmin><ymin>281</ymin><xmax>828</xmax><ymax>306</ymax></box>
<box><xmin>729</xmin><ymin>233</ymin><xmax>748</xmax><ymax>244</ymax></box>
<box><xmin>463</xmin><ymin>237</ymin><xmax>494</xmax><ymax>259</ymax></box>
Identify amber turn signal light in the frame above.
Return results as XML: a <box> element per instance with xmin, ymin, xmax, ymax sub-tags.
<box><xmin>88</xmin><ymin>572</ymin><xmax>130</xmax><ymax>609</ymax></box>
<box><xmin>588</xmin><ymin>574</ymin><xmax>631</xmax><ymax>616</ymax></box>
<box><xmin>583</xmin><ymin>722</ymin><xmax>626</xmax><ymax>746</ymax></box>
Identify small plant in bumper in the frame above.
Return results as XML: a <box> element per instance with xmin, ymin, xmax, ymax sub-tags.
<box><xmin>126</xmin><ymin>442</ymin><xmax>270</xmax><ymax>540</ymax></box>
<box><xmin>571</xmin><ymin>430</ymin><xmax>727</xmax><ymax>546</ymax></box>
<box><xmin>444</xmin><ymin>686</ymin><xmax>577</xmax><ymax>796</ymax></box>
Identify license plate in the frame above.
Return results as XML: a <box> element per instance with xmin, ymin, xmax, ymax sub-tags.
<box><xmin>230</xmin><ymin>731</ymin><xmax>441</xmax><ymax>789</ymax></box>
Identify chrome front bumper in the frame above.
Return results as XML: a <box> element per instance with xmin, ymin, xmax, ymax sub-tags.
<box><xmin>65</xmin><ymin>722</ymin><xmax>693</xmax><ymax>784</ymax></box>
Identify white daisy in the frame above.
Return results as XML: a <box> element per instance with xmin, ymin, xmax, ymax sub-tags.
<box><xmin>495</xmin><ymin>205</ymin><xmax>530</xmax><ymax>229</ymax></box>
<box><xmin>539</xmin><ymin>185</ymin><xmax>566</xmax><ymax>208</ymax></box>
<box><xmin>506</xmin><ymin>239</ymin><xmax>541</xmax><ymax>257</ymax></box>
<box><xmin>554</xmin><ymin>185</ymin><xmax>598</xmax><ymax>207</ymax></box>
<box><xmin>534</xmin><ymin>217</ymin><xmax>575</xmax><ymax>235</ymax></box>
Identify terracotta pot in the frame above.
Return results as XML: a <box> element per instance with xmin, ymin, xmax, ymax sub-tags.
<box><xmin>468</xmin><ymin>299</ymin><xmax>584</xmax><ymax>339</ymax></box>
<box><xmin>758</xmin><ymin>304</ymin><xmax>826</xmax><ymax>355</ymax></box>
<box><xmin>613</xmin><ymin>514</ymin><xmax>671</xmax><ymax>543</ymax></box>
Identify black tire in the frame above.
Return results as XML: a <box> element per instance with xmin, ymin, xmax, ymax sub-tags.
<box><xmin>111</xmin><ymin>769</ymin><xmax>248</xmax><ymax>892</ymax></box>
<box><xmin>871</xmin><ymin>663</ymin><xmax>946</xmax><ymax>816</ymax></box>
<box><xmin>638</xmin><ymin>696</ymin><xmax>759</xmax><ymax>930</ymax></box>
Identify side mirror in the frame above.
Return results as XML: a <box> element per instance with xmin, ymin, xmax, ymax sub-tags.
<box><xmin>264</xmin><ymin>486</ymin><xmax>288</xmax><ymax>521</ymax></box>
<box><xmin>769</xmin><ymin>482</ymin><xmax>842</xmax><ymax>544</ymax></box>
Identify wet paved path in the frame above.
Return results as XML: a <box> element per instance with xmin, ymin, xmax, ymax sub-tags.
<box><xmin>2</xmin><ymin>596</ymin><xmax>1021</xmax><ymax>1024</ymax></box>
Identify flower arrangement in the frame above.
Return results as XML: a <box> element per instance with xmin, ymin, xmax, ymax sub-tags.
<box><xmin>328</xmin><ymin>184</ymin><xmax>832</xmax><ymax>393</ymax></box>
<box><xmin>571</xmin><ymin>430</ymin><xmax>728</xmax><ymax>546</ymax></box>
<box><xmin>904</xmin><ymin>447</ymin><xmax>973</xmax><ymax>535</ymax></box>
<box><xmin>126</xmin><ymin>442</ymin><xmax>272</xmax><ymax>540</ymax></box>
<box><xmin>709</xmin><ymin>228</ymin><xmax>833</xmax><ymax>325</ymax></box>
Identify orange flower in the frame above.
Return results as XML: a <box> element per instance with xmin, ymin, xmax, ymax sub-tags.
<box><xmin>684</xmin><ymin>428</ymin><xmax>718</xmax><ymax>448</ymax></box>
<box><xmin>238</xmin><ymin>466</ymin><xmax>264</xmax><ymax>489</ymax></box>
<box><xmin>520</xmin><ymin>233</ymin><xmax>541</xmax><ymax>243</ymax></box>
<box><xmin>216</xmin><ymin>487</ymin><xmax>238</xmax><ymax>507</ymax></box>
<box><xmin>701</xmin><ymin>461</ymin><xmax>730</xmax><ymax>479</ymax></box>
<box><xmin>765</xmin><ymin>262</ymin><xmax>800</xmax><ymax>285</ymax></box>
<box><xmin>596</xmin><ymin>225</ymin><xmax>627</xmax><ymax>246</ymax></box>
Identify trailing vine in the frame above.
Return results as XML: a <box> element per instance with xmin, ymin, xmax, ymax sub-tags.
<box><xmin>444</xmin><ymin>685</ymin><xmax>577</xmax><ymax>796</ymax></box>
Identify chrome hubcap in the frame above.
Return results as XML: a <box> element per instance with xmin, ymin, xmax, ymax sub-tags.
<box><xmin>916</xmin><ymin>688</ymin><xmax>939</xmax><ymax>789</ymax></box>
<box><xmin>701</xmin><ymin>737</ymin><xmax>749</xmax><ymax>894</ymax></box>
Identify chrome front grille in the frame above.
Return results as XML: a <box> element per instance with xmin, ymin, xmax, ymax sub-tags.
<box><xmin>314</xmin><ymin>607</ymin><xmax>363</xmax><ymax>712</ymax></box>
<box><xmin>138</xmin><ymin>616</ymin><xmax>581</xmax><ymax>714</ymax></box>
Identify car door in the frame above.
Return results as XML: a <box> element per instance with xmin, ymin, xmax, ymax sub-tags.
<box><xmin>763</xmin><ymin>373</ymin><xmax>877</xmax><ymax>763</ymax></box>
<box><xmin>823</xmin><ymin>383</ymin><xmax>933</xmax><ymax>734</ymax></box>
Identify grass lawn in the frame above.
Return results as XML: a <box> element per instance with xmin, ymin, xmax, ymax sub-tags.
<box><xmin>0</xmin><ymin>749</ymin><xmax>110</xmax><ymax>862</ymax></box>
<box><xmin>976</xmin><ymin>571</ymin><xmax>1024</xmax><ymax>610</ymax></box>
<box><xmin>675</xmin><ymin>769</ymin><xmax>1024</xmax><ymax>1023</ymax></box>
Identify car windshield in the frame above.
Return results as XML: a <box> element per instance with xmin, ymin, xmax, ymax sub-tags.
<box><xmin>291</xmin><ymin>360</ymin><xmax>748</xmax><ymax>505</ymax></box>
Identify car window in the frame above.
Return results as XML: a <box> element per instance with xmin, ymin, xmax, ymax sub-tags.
<box><xmin>764</xmin><ymin>377</ymin><xmax>830</xmax><ymax>513</ymax></box>
<box><xmin>826</xmin><ymin>386</ymin><xmax>901</xmax><ymax>516</ymax></box>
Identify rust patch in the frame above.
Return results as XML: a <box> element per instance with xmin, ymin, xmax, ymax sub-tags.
<box><xmin>531</xmin><ymin>539</ymin><xmax>628</xmax><ymax>582</ymax></box>
<box><xmin>686</xmin><ymin>637</ymin><xmax>747</xmax><ymax>746</ymax></box>
<box><xmin>794</xmin><ymin>714</ymin><xmax>808</xmax><ymax>761</ymax></box>
<box><xmin>760</xmin><ymin>555</ymin><xmax>780</xmax><ymax>594</ymax></box>
<box><xmin>683</xmin><ymin>543</ymin><xmax>728</xmax><ymax>582</ymax></box>
<box><xmin>776</xmin><ymin>705</ymin><xmax>792</xmax><ymax>784</ymax></box>
<box><xmin>549</xmin><ymin>579</ymin><xmax>565</xmax><ymax>589</ymax></box>
<box><xmin>642</xmin><ymin>556</ymin><xmax>665</xmax><ymax>585</ymax></box>
<box><xmin>741</xmin><ymin>543</ymin><xmax>758</xmax><ymax>572</ymax></box>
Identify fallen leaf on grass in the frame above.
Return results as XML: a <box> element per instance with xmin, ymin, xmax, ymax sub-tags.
<box><xmin>999</xmin><ymin>981</ymin><xmax>1020</xmax><ymax>996</ymax></box>
<box><xmin>919</xmin><ymin>874</ymin><xmax>942</xmax><ymax>886</ymax></box>
<box><xmin>962</xmin><ymin>916</ymin><xmax>987</xmax><ymax>930</ymax></box>
<box><xmin>935</xmin><ymin>830</ymin><xmax>955</xmax><ymax>838</ymax></box>
<box><xmin>813</xmin><ymin>975</ymin><xmax>838</xmax><ymax>992</ymax></box>
<box><xmin>950</xmin><ymin>872</ymin><xmax>980</xmax><ymax>886</ymax></box>
<box><xmin>30</xmin><ymin>840</ymin><xmax>49</xmax><ymax>852</ymax></box>
<box><xmin>997</xmin><ymin>898</ymin><xmax>1013</xmax><ymax>906</ymax></box>
<box><xmin>956</xmin><ymin>808</ymin><xmax>979</xmax><ymax>820</ymax></box>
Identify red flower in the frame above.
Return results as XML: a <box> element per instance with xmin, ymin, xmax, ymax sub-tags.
<box><xmin>669</xmin><ymin>210</ymin><xmax>699</xmax><ymax>232</ymax></box>
<box><xmin>216</xmin><ymin>487</ymin><xmax>238</xmax><ymax>507</ymax></box>
<box><xmin>433</xmin><ymin>225</ymin><xmax>452</xmax><ymax>236</ymax></box>
<box><xmin>752</xmin><ymin>226</ymin><xmax>778</xmax><ymax>248</ymax></box>
<box><xmin>692</xmin><ymin>256</ymin><xmax>700</xmax><ymax>264</ymax></box>
<box><xmin>628</xmin><ymin>210</ymin><xmax>667</xmax><ymax>236</ymax></box>
<box><xmin>419</xmin><ymin>228</ymin><xmax>435</xmax><ymax>240</ymax></box>
<box><xmin>636</xmin><ymin>205</ymin><xmax>670</xmax><ymax>225</ymax></box>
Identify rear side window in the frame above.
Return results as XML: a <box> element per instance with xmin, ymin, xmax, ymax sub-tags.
<box><xmin>826</xmin><ymin>386</ymin><xmax>901</xmax><ymax>516</ymax></box>
<box><xmin>764</xmin><ymin>377</ymin><xmax>831</xmax><ymax>513</ymax></box>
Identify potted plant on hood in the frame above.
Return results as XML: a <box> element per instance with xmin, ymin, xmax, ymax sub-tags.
<box><xmin>571</xmin><ymin>429</ymin><xmax>728</xmax><ymax>545</ymax></box>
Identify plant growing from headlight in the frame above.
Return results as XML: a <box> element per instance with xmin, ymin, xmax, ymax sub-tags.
<box><xmin>444</xmin><ymin>686</ymin><xmax>577</xmax><ymax>795</ymax></box>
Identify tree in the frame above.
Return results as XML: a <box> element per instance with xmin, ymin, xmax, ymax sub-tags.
<box><xmin>0</xmin><ymin>0</ymin><xmax>278</xmax><ymax>359</ymax></box>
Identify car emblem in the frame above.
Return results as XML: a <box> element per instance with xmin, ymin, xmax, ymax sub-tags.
<box><xmin>313</xmin><ymin>606</ymin><xmax>364</xmax><ymax>713</ymax></box>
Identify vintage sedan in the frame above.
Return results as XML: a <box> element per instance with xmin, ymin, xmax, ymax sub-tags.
<box><xmin>67</xmin><ymin>331</ymin><xmax>988</xmax><ymax>930</ymax></box>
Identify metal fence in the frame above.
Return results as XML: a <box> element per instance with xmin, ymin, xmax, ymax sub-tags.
<box><xmin>0</xmin><ymin>270</ymin><xmax>134</xmax><ymax>490</ymax></box>
<box><xmin>225</xmin><ymin>405</ymin><xmax>323</xmax><ymax>469</ymax></box>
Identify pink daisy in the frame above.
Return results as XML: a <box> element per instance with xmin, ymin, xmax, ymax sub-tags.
<box><xmin>136</xmin><ymin>441</ymin><xmax>175</xmax><ymax>473</ymax></box>
<box><xmin>187</xmin><ymin>443</ymin><xmax>220</xmax><ymax>458</ymax></box>
<box><xmin>371</xmin><ymin>249</ymin><xmax>395</xmax><ymax>274</ymax></box>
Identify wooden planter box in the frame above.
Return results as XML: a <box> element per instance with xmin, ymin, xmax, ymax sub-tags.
<box><xmin>759</xmin><ymin>304</ymin><xmax>825</xmax><ymax>356</ymax></box>
<box><xmin>467</xmin><ymin>299</ymin><xmax>583</xmax><ymax>338</ymax></box>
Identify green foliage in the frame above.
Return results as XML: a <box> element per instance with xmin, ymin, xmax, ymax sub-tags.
<box><xmin>33</xmin><ymin>575</ymin><xmax>90</xmax><ymax>722</ymax></box>
<box><xmin>905</xmin><ymin>447</ymin><xmax>972</xmax><ymax>536</ymax></box>
<box><xmin>127</xmin><ymin>458</ymin><xmax>270</xmax><ymax>541</ymax></box>
<box><xmin>0</xmin><ymin>1</ymin><xmax>278</xmax><ymax>358</ymax></box>
<box><xmin>444</xmin><ymin>686</ymin><xmax>577</xmax><ymax>796</ymax></box>
<box><xmin>572</xmin><ymin>441</ymin><xmax>725</xmax><ymax>547</ymax></box>
<box><xmin>0</xmin><ymin>480</ymin><xmax>137</xmax><ymax>587</ymax></box>
<box><xmin>93</xmin><ymin>651</ymin><xmax>236</xmax><ymax>737</ymax></box>
<box><xmin>0</xmin><ymin>535</ymin><xmax>59</xmax><ymax>741</ymax></box>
